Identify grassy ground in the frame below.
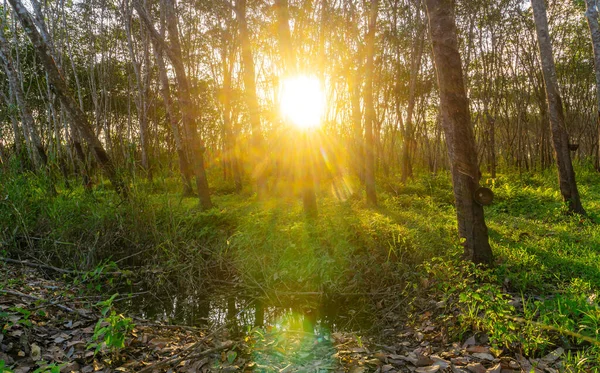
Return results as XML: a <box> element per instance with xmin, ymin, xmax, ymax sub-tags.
<box><xmin>1</xmin><ymin>163</ymin><xmax>600</xmax><ymax>368</ymax></box>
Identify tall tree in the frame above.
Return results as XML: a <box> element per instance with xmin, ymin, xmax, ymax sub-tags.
<box><xmin>150</xmin><ymin>6</ymin><xmax>194</xmax><ymax>195</ymax></box>
<box><xmin>364</xmin><ymin>0</ymin><xmax>378</xmax><ymax>207</ymax></box>
<box><xmin>0</xmin><ymin>23</ymin><xmax>48</xmax><ymax>168</ymax></box>
<box><xmin>7</xmin><ymin>0</ymin><xmax>127</xmax><ymax>196</ymax></box>
<box><xmin>235</xmin><ymin>0</ymin><xmax>267</xmax><ymax>198</ymax></box>
<box><xmin>585</xmin><ymin>0</ymin><xmax>600</xmax><ymax>171</ymax></box>
<box><xmin>425</xmin><ymin>0</ymin><xmax>493</xmax><ymax>264</ymax></box>
<box><xmin>133</xmin><ymin>0</ymin><xmax>213</xmax><ymax>209</ymax></box>
<box><xmin>531</xmin><ymin>0</ymin><xmax>585</xmax><ymax>215</ymax></box>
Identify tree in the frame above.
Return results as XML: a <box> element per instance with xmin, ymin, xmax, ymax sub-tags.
<box><xmin>7</xmin><ymin>0</ymin><xmax>127</xmax><ymax>197</ymax></box>
<box><xmin>364</xmin><ymin>0</ymin><xmax>378</xmax><ymax>207</ymax></box>
<box><xmin>424</xmin><ymin>0</ymin><xmax>493</xmax><ymax>264</ymax></box>
<box><xmin>133</xmin><ymin>0</ymin><xmax>213</xmax><ymax>209</ymax></box>
<box><xmin>584</xmin><ymin>0</ymin><xmax>600</xmax><ymax>171</ymax></box>
<box><xmin>235</xmin><ymin>0</ymin><xmax>267</xmax><ymax>198</ymax></box>
<box><xmin>531</xmin><ymin>0</ymin><xmax>585</xmax><ymax>215</ymax></box>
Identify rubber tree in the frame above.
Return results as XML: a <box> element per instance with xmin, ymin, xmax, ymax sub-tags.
<box><xmin>133</xmin><ymin>0</ymin><xmax>213</xmax><ymax>209</ymax></box>
<box><xmin>7</xmin><ymin>0</ymin><xmax>127</xmax><ymax>197</ymax></box>
<box><xmin>364</xmin><ymin>0</ymin><xmax>378</xmax><ymax>207</ymax></box>
<box><xmin>235</xmin><ymin>0</ymin><xmax>268</xmax><ymax>198</ymax></box>
<box><xmin>424</xmin><ymin>0</ymin><xmax>493</xmax><ymax>264</ymax></box>
<box><xmin>531</xmin><ymin>0</ymin><xmax>585</xmax><ymax>215</ymax></box>
<box><xmin>585</xmin><ymin>0</ymin><xmax>600</xmax><ymax>171</ymax></box>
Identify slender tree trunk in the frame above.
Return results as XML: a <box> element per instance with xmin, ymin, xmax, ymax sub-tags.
<box><xmin>585</xmin><ymin>0</ymin><xmax>600</xmax><ymax>171</ymax></box>
<box><xmin>220</xmin><ymin>41</ymin><xmax>242</xmax><ymax>192</ymax></box>
<box><xmin>531</xmin><ymin>0</ymin><xmax>585</xmax><ymax>215</ymax></box>
<box><xmin>151</xmin><ymin>23</ymin><xmax>194</xmax><ymax>196</ymax></box>
<box><xmin>123</xmin><ymin>0</ymin><xmax>151</xmax><ymax>179</ymax></box>
<box><xmin>364</xmin><ymin>0</ymin><xmax>378</xmax><ymax>207</ymax></box>
<box><xmin>133</xmin><ymin>0</ymin><xmax>212</xmax><ymax>209</ymax></box>
<box><xmin>8</xmin><ymin>0</ymin><xmax>127</xmax><ymax>197</ymax></box>
<box><xmin>0</xmin><ymin>89</ymin><xmax>25</xmax><ymax>170</ymax></box>
<box><xmin>425</xmin><ymin>0</ymin><xmax>493</xmax><ymax>264</ymax></box>
<box><xmin>235</xmin><ymin>0</ymin><xmax>267</xmax><ymax>198</ymax></box>
<box><xmin>401</xmin><ymin>6</ymin><xmax>424</xmax><ymax>183</ymax></box>
<box><xmin>0</xmin><ymin>26</ymin><xmax>48</xmax><ymax>168</ymax></box>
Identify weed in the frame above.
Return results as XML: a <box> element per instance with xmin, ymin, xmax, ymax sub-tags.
<box><xmin>88</xmin><ymin>294</ymin><xmax>135</xmax><ymax>355</ymax></box>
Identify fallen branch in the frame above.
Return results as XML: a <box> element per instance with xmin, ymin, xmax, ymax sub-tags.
<box><xmin>0</xmin><ymin>289</ymin><xmax>93</xmax><ymax>319</ymax></box>
<box><xmin>0</xmin><ymin>257</ymin><xmax>121</xmax><ymax>276</ymax></box>
<box><xmin>137</xmin><ymin>340</ymin><xmax>234</xmax><ymax>373</ymax></box>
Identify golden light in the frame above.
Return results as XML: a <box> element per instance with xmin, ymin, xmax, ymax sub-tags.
<box><xmin>279</xmin><ymin>75</ymin><xmax>325</xmax><ymax>129</ymax></box>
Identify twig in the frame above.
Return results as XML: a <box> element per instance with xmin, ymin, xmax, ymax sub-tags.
<box><xmin>138</xmin><ymin>341</ymin><xmax>234</xmax><ymax>373</ymax></box>
<box><xmin>137</xmin><ymin>306</ymin><xmax>248</xmax><ymax>373</ymax></box>
<box><xmin>0</xmin><ymin>257</ymin><xmax>121</xmax><ymax>276</ymax></box>
<box><xmin>0</xmin><ymin>289</ymin><xmax>93</xmax><ymax>319</ymax></box>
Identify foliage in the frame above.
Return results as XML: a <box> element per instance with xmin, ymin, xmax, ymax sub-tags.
<box><xmin>88</xmin><ymin>294</ymin><xmax>135</xmax><ymax>355</ymax></box>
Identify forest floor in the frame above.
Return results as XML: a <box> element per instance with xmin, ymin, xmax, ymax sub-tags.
<box><xmin>2</xmin><ymin>165</ymin><xmax>600</xmax><ymax>372</ymax></box>
<box><xmin>0</xmin><ymin>262</ymin><xmax>566</xmax><ymax>373</ymax></box>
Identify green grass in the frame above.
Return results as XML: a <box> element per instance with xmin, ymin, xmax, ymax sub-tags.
<box><xmin>2</xmin><ymin>164</ymin><xmax>600</xmax><ymax>367</ymax></box>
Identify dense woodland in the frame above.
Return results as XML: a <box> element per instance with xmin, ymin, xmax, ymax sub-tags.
<box><xmin>2</xmin><ymin>0</ymin><xmax>600</xmax><ymax>371</ymax></box>
<box><xmin>0</xmin><ymin>0</ymin><xmax>596</xmax><ymax>199</ymax></box>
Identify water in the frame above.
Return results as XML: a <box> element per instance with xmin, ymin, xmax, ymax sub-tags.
<box><xmin>117</xmin><ymin>284</ymin><xmax>371</xmax><ymax>335</ymax></box>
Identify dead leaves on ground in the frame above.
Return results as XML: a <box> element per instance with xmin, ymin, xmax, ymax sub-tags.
<box><xmin>1</xmin><ymin>263</ymin><xmax>568</xmax><ymax>372</ymax></box>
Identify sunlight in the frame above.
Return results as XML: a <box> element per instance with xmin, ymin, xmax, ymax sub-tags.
<box><xmin>279</xmin><ymin>75</ymin><xmax>326</xmax><ymax>129</ymax></box>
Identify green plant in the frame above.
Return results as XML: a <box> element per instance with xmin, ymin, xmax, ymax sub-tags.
<box><xmin>0</xmin><ymin>359</ymin><xmax>14</xmax><ymax>373</ymax></box>
<box><xmin>32</xmin><ymin>362</ymin><xmax>63</xmax><ymax>373</ymax></box>
<box><xmin>88</xmin><ymin>294</ymin><xmax>135</xmax><ymax>355</ymax></box>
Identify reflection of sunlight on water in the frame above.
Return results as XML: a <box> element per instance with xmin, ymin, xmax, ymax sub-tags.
<box><xmin>249</xmin><ymin>311</ymin><xmax>336</xmax><ymax>372</ymax></box>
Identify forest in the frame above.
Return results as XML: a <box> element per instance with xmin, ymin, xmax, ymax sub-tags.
<box><xmin>1</xmin><ymin>0</ymin><xmax>600</xmax><ymax>371</ymax></box>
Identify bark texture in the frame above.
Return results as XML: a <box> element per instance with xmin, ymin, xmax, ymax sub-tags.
<box><xmin>531</xmin><ymin>0</ymin><xmax>585</xmax><ymax>215</ymax></box>
<box><xmin>425</xmin><ymin>0</ymin><xmax>493</xmax><ymax>264</ymax></box>
<box><xmin>585</xmin><ymin>0</ymin><xmax>600</xmax><ymax>171</ymax></box>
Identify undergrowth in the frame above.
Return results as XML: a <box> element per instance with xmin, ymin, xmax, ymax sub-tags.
<box><xmin>1</xmin><ymin>163</ymin><xmax>600</xmax><ymax>367</ymax></box>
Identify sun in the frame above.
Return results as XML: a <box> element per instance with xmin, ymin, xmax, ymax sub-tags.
<box><xmin>279</xmin><ymin>75</ymin><xmax>326</xmax><ymax>129</ymax></box>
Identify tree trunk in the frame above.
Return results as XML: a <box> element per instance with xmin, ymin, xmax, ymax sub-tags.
<box><xmin>220</xmin><ymin>39</ymin><xmax>242</xmax><ymax>192</ymax></box>
<box><xmin>123</xmin><ymin>0</ymin><xmax>151</xmax><ymax>179</ymax></box>
<box><xmin>133</xmin><ymin>0</ymin><xmax>212</xmax><ymax>209</ymax></box>
<box><xmin>8</xmin><ymin>0</ymin><xmax>127</xmax><ymax>197</ymax></box>
<box><xmin>424</xmin><ymin>0</ymin><xmax>493</xmax><ymax>264</ymax></box>
<box><xmin>585</xmin><ymin>0</ymin><xmax>600</xmax><ymax>171</ymax></box>
<box><xmin>0</xmin><ymin>25</ymin><xmax>48</xmax><ymax>168</ymax></box>
<box><xmin>235</xmin><ymin>0</ymin><xmax>267</xmax><ymax>198</ymax></box>
<box><xmin>531</xmin><ymin>0</ymin><xmax>585</xmax><ymax>215</ymax></box>
<box><xmin>151</xmin><ymin>18</ymin><xmax>194</xmax><ymax>196</ymax></box>
<box><xmin>364</xmin><ymin>0</ymin><xmax>378</xmax><ymax>207</ymax></box>
<box><xmin>401</xmin><ymin>6</ymin><xmax>425</xmax><ymax>183</ymax></box>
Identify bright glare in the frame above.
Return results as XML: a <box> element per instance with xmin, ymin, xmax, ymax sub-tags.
<box><xmin>280</xmin><ymin>75</ymin><xmax>325</xmax><ymax>129</ymax></box>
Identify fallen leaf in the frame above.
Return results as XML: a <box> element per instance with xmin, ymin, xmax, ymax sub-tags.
<box><xmin>415</xmin><ymin>366</ymin><xmax>440</xmax><ymax>373</ymax></box>
<box><xmin>472</xmin><ymin>352</ymin><xmax>495</xmax><ymax>361</ymax></box>
<box><xmin>466</xmin><ymin>363</ymin><xmax>487</xmax><ymax>373</ymax></box>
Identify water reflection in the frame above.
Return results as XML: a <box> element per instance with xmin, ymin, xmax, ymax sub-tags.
<box><xmin>118</xmin><ymin>285</ymin><xmax>368</xmax><ymax>335</ymax></box>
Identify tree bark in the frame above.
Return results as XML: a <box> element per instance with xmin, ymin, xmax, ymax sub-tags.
<box><xmin>531</xmin><ymin>0</ymin><xmax>585</xmax><ymax>215</ymax></box>
<box><xmin>133</xmin><ymin>0</ymin><xmax>212</xmax><ymax>209</ymax></box>
<box><xmin>424</xmin><ymin>0</ymin><xmax>493</xmax><ymax>264</ymax></box>
<box><xmin>585</xmin><ymin>0</ymin><xmax>600</xmax><ymax>171</ymax></box>
<box><xmin>7</xmin><ymin>0</ymin><xmax>127</xmax><ymax>197</ymax></box>
<box><xmin>151</xmin><ymin>16</ymin><xmax>194</xmax><ymax>196</ymax></box>
<box><xmin>364</xmin><ymin>0</ymin><xmax>378</xmax><ymax>207</ymax></box>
